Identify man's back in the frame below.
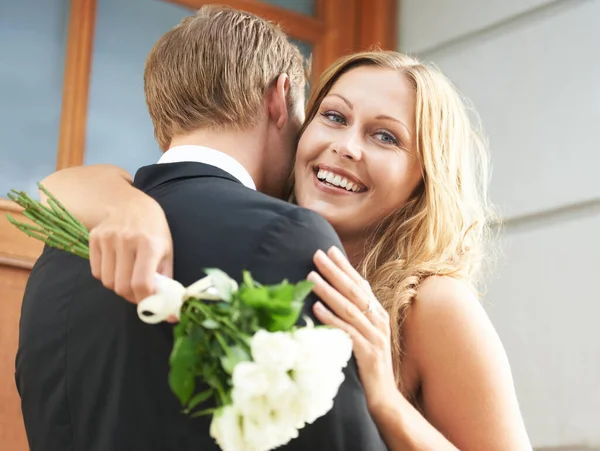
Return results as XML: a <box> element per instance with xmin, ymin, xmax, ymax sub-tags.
<box><xmin>17</xmin><ymin>163</ymin><xmax>385</xmax><ymax>451</ymax></box>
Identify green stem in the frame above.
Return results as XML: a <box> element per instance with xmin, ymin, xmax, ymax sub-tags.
<box><xmin>22</xmin><ymin>208</ymin><xmax>87</xmax><ymax>245</ymax></box>
<box><xmin>214</xmin><ymin>332</ymin><xmax>231</xmax><ymax>357</ymax></box>
<box><xmin>188</xmin><ymin>301</ymin><xmax>244</xmax><ymax>337</ymax></box>
<box><xmin>47</xmin><ymin>198</ymin><xmax>80</xmax><ymax>230</ymax></box>
<box><xmin>9</xmin><ymin>190</ymin><xmax>88</xmax><ymax>241</ymax></box>
<box><xmin>213</xmin><ymin>377</ymin><xmax>228</xmax><ymax>407</ymax></box>
<box><xmin>20</xmin><ymin>211</ymin><xmax>88</xmax><ymax>255</ymax></box>
<box><xmin>38</xmin><ymin>183</ymin><xmax>85</xmax><ymax>230</ymax></box>
<box><xmin>190</xmin><ymin>407</ymin><xmax>217</xmax><ymax>418</ymax></box>
<box><xmin>24</xmin><ymin>205</ymin><xmax>88</xmax><ymax>244</ymax></box>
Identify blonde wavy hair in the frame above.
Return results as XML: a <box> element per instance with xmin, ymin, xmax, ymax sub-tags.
<box><xmin>298</xmin><ymin>51</ymin><xmax>497</xmax><ymax>390</ymax></box>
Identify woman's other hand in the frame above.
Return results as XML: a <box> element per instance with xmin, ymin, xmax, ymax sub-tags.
<box><xmin>308</xmin><ymin>246</ymin><xmax>397</xmax><ymax>413</ymax></box>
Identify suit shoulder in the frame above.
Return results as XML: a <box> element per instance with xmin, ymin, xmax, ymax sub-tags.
<box><xmin>254</xmin><ymin>203</ymin><xmax>342</xmax><ymax>257</ymax></box>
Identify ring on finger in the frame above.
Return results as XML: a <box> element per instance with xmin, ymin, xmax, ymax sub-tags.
<box><xmin>361</xmin><ymin>298</ymin><xmax>374</xmax><ymax>315</ymax></box>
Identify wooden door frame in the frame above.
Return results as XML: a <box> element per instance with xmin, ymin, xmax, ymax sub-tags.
<box><xmin>56</xmin><ymin>0</ymin><xmax>97</xmax><ymax>170</ymax></box>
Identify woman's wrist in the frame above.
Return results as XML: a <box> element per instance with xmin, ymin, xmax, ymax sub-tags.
<box><xmin>369</xmin><ymin>388</ymin><xmax>406</xmax><ymax>425</ymax></box>
<box><xmin>369</xmin><ymin>389</ymin><xmax>422</xmax><ymax>450</ymax></box>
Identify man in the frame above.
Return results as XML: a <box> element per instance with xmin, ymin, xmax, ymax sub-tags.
<box><xmin>16</xmin><ymin>6</ymin><xmax>386</xmax><ymax>451</ymax></box>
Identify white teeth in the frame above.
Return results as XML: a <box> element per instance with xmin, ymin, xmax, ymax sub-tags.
<box><xmin>316</xmin><ymin>169</ymin><xmax>363</xmax><ymax>192</ymax></box>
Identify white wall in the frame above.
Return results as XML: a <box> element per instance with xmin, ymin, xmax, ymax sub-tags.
<box><xmin>398</xmin><ymin>0</ymin><xmax>600</xmax><ymax>449</ymax></box>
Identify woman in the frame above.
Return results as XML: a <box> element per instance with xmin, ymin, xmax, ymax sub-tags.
<box><xmin>41</xmin><ymin>51</ymin><xmax>532</xmax><ymax>450</ymax></box>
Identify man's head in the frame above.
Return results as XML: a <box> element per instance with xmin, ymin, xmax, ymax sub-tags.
<box><xmin>144</xmin><ymin>6</ymin><xmax>307</xmax><ymax>197</ymax></box>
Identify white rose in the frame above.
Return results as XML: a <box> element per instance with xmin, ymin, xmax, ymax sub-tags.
<box><xmin>210</xmin><ymin>406</ymin><xmax>245</xmax><ymax>451</ymax></box>
<box><xmin>240</xmin><ymin>401</ymin><xmax>302</xmax><ymax>451</ymax></box>
<box><xmin>264</xmin><ymin>369</ymin><xmax>297</xmax><ymax>405</ymax></box>
<box><xmin>230</xmin><ymin>362</ymin><xmax>305</xmax><ymax>450</ymax></box>
<box><xmin>233</xmin><ymin>365</ymin><xmax>302</xmax><ymax>423</ymax></box>
<box><xmin>232</xmin><ymin>361</ymin><xmax>270</xmax><ymax>406</ymax></box>
<box><xmin>294</xmin><ymin>327</ymin><xmax>353</xmax><ymax>371</ymax></box>
<box><xmin>289</xmin><ymin>327</ymin><xmax>353</xmax><ymax>424</ymax></box>
<box><xmin>293</xmin><ymin>368</ymin><xmax>344</xmax><ymax>424</ymax></box>
<box><xmin>251</xmin><ymin>330</ymin><xmax>298</xmax><ymax>371</ymax></box>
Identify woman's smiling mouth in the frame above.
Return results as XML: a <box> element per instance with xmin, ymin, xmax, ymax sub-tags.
<box><xmin>313</xmin><ymin>165</ymin><xmax>368</xmax><ymax>194</ymax></box>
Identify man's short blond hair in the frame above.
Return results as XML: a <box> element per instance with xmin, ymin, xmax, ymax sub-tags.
<box><xmin>144</xmin><ymin>5</ymin><xmax>306</xmax><ymax>150</ymax></box>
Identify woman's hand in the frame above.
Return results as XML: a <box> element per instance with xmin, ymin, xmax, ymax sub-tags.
<box><xmin>307</xmin><ymin>246</ymin><xmax>398</xmax><ymax>413</ymax></box>
<box><xmin>41</xmin><ymin>165</ymin><xmax>174</xmax><ymax>304</ymax></box>
<box><xmin>89</xmin><ymin>190</ymin><xmax>173</xmax><ymax>304</ymax></box>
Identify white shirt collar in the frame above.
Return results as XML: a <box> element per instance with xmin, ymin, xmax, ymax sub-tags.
<box><xmin>157</xmin><ymin>145</ymin><xmax>256</xmax><ymax>190</ymax></box>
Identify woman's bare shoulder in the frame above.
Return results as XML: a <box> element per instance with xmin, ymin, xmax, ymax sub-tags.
<box><xmin>401</xmin><ymin>275</ymin><xmax>497</xmax><ymax>381</ymax></box>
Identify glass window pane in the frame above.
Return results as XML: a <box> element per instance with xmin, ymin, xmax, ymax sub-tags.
<box><xmin>0</xmin><ymin>0</ymin><xmax>69</xmax><ymax>198</ymax></box>
<box><xmin>84</xmin><ymin>0</ymin><xmax>192</xmax><ymax>175</ymax></box>
<box><xmin>263</xmin><ymin>0</ymin><xmax>315</xmax><ymax>16</ymax></box>
<box><xmin>291</xmin><ymin>39</ymin><xmax>313</xmax><ymax>62</ymax></box>
<box><xmin>290</xmin><ymin>39</ymin><xmax>313</xmax><ymax>101</ymax></box>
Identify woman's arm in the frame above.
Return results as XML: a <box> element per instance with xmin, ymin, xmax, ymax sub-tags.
<box><xmin>42</xmin><ymin>164</ymin><xmax>136</xmax><ymax>229</ymax></box>
<box><xmin>308</xmin><ymin>248</ymin><xmax>532</xmax><ymax>451</ymax></box>
<box><xmin>41</xmin><ymin>164</ymin><xmax>173</xmax><ymax>303</ymax></box>
<box><xmin>382</xmin><ymin>276</ymin><xmax>532</xmax><ymax>451</ymax></box>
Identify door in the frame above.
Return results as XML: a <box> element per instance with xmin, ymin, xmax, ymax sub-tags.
<box><xmin>0</xmin><ymin>0</ymin><xmax>397</xmax><ymax>449</ymax></box>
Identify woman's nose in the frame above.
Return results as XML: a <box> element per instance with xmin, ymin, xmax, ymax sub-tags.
<box><xmin>334</xmin><ymin>135</ymin><xmax>362</xmax><ymax>161</ymax></box>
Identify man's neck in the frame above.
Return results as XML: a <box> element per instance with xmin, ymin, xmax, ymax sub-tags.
<box><xmin>169</xmin><ymin>128</ymin><xmax>266</xmax><ymax>190</ymax></box>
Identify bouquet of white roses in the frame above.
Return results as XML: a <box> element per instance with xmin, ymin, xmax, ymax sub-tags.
<box><xmin>7</xmin><ymin>185</ymin><xmax>353</xmax><ymax>451</ymax></box>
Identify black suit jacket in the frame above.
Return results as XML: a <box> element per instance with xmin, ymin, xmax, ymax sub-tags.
<box><xmin>16</xmin><ymin>162</ymin><xmax>386</xmax><ymax>451</ymax></box>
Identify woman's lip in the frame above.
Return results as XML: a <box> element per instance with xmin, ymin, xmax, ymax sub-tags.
<box><xmin>315</xmin><ymin>164</ymin><xmax>367</xmax><ymax>191</ymax></box>
<box><xmin>312</xmin><ymin>170</ymin><xmax>365</xmax><ymax>196</ymax></box>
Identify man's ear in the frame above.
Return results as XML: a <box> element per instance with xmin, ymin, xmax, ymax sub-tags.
<box><xmin>267</xmin><ymin>73</ymin><xmax>290</xmax><ymax>129</ymax></box>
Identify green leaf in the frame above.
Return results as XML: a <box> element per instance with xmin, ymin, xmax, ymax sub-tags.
<box><xmin>204</xmin><ymin>268</ymin><xmax>235</xmax><ymax>302</ymax></box>
<box><xmin>190</xmin><ymin>407</ymin><xmax>217</xmax><ymax>418</ymax></box>
<box><xmin>262</xmin><ymin>298</ymin><xmax>303</xmax><ymax>332</ymax></box>
<box><xmin>265</xmin><ymin>311</ymin><xmax>302</xmax><ymax>332</ymax></box>
<box><xmin>186</xmin><ymin>389</ymin><xmax>213</xmax><ymax>411</ymax></box>
<box><xmin>201</xmin><ymin>319</ymin><xmax>220</xmax><ymax>330</ymax></box>
<box><xmin>242</xmin><ymin>270</ymin><xmax>255</xmax><ymax>288</ymax></box>
<box><xmin>269</xmin><ymin>280</ymin><xmax>294</xmax><ymax>303</ymax></box>
<box><xmin>293</xmin><ymin>280</ymin><xmax>314</xmax><ymax>303</ymax></box>
<box><xmin>239</xmin><ymin>286</ymin><xmax>270</xmax><ymax>308</ymax></box>
<box><xmin>169</xmin><ymin>335</ymin><xmax>197</xmax><ymax>368</ymax></box>
<box><xmin>220</xmin><ymin>345</ymin><xmax>251</xmax><ymax>375</ymax></box>
<box><xmin>173</xmin><ymin>317</ymin><xmax>188</xmax><ymax>340</ymax></box>
<box><xmin>169</xmin><ymin>365</ymin><xmax>195</xmax><ymax>405</ymax></box>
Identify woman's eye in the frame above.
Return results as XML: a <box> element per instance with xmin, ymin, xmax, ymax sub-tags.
<box><xmin>374</xmin><ymin>131</ymin><xmax>399</xmax><ymax>146</ymax></box>
<box><xmin>321</xmin><ymin>111</ymin><xmax>347</xmax><ymax>125</ymax></box>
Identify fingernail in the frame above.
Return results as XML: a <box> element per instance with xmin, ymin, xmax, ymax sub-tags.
<box><xmin>315</xmin><ymin>249</ymin><xmax>326</xmax><ymax>260</ymax></box>
<box><xmin>314</xmin><ymin>301</ymin><xmax>325</xmax><ymax>312</ymax></box>
<box><xmin>329</xmin><ymin>246</ymin><xmax>343</xmax><ymax>257</ymax></box>
<box><xmin>307</xmin><ymin>271</ymin><xmax>318</xmax><ymax>282</ymax></box>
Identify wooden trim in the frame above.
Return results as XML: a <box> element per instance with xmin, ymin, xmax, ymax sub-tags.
<box><xmin>311</xmin><ymin>0</ymin><xmax>358</xmax><ymax>81</ymax></box>
<box><xmin>0</xmin><ymin>198</ymin><xmax>21</xmax><ymax>214</ymax></box>
<box><xmin>0</xmin><ymin>256</ymin><xmax>34</xmax><ymax>271</ymax></box>
<box><xmin>167</xmin><ymin>0</ymin><xmax>324</xmax><ymax>43</ymax></box>
<box><xmin>0</xmin><ymin>204</ymin><xmax>43</xmax><ymax>269</ymax></box>
<box><xmin>356</xmin><ymin>0</ymin><xmax>398</xmax><ymax>50</ymax></box>
<box><xmin>56</xmin><ymin>0</ymin><xmax>97</xmax><ymax>170</ymax></box>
